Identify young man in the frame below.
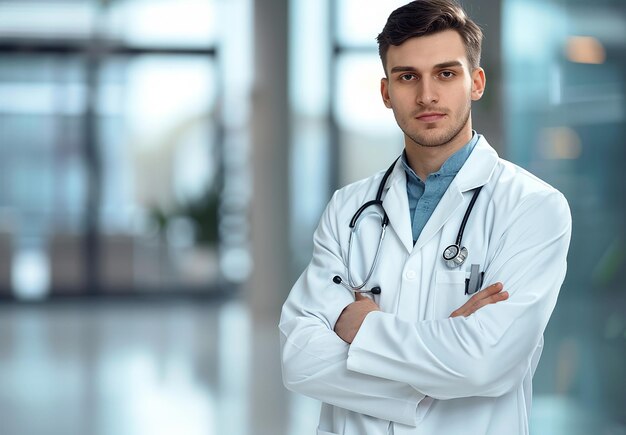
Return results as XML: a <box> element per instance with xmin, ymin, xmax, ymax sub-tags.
<box><xmin>280</xmin><ymin>1</ymin><xmax>571</xmax><ymax>434</ymax></box>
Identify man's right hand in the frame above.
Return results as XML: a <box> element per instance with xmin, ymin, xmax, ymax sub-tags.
<box><xmin>449</xmin><ymin>282</ymin><xmax>508</xmax><ymax>318</ymax></box>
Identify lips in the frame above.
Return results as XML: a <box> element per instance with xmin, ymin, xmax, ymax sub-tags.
<box><xmin>416</xmin><ymin>112</ymin><xmax>446</xmax><ymax>122</ymax></box>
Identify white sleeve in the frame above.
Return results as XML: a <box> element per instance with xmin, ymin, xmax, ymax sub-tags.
<box><xmin>279</xmin><ymin>192</ymin><xmax>424</xmax><ymax>426</ymax></box>
<box><xmin>346</xmin><ymin>190</ymin><xmax>572</xmax><ymax>400</ymax></box>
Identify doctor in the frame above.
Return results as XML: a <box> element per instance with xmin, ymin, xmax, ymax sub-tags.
<box><xmin>279</xmin><ymin>1</ymin><xmax>572</xmax><ymax>434</ymax></box>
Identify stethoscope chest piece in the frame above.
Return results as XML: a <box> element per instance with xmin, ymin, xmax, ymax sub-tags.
<box><xmin>443</xmin><ymin>244</ymin><xmax>468</xmax><ymax>268</ymax></box>
<box><xmin>441</xmin><ymin>185</ymin><xmax>483</xmax><ymax>269</ymax></box>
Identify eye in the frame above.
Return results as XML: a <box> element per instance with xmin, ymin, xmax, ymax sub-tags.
<box><xmin>399</xmin><ymin>73</ymin><xmax>417</xmax><ymax>81</ymax></box>
<box><xmin>439</xmin><ymin>70</ymin><xmax>456</xmax><ymax>79</ymax></box>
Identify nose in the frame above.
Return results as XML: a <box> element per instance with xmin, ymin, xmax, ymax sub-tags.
<box><xmin>416</xmin><ymin>77</ymin><xmax>438</xmax><ymax>105</ymax></box>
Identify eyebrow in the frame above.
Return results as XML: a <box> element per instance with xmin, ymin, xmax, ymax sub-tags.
<box><xmin>434</xmin><ymin>60</ymin><xmax>464</xmax><ymax>69</ymax></box>
<box><xmin>389</xmin><ymin>60</ymin><xmax>464</xmax><ymax>74</ymax></box>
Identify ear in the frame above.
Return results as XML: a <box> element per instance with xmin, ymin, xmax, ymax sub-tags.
<box><xmin>470</xmin><ymin>67</ymin><xmax>486</xmax><ymax>101</ymax></box>
<box><xmin>380</xmin><ymin>78</ymin><xmax>392</xmax><ymax>108</ymax></box>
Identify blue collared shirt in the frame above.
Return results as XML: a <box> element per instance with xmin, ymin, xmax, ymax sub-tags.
<box><xmin>401</xmin><ymin>132</ymin><xmax>480</xmax><ymax>244</ymax></box>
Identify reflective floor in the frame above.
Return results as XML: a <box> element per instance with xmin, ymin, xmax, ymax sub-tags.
<box><xmin>0</xmin><ymin>298</ymin><xmax>622</xmax><ymax>435</ymax></box>
<box><xmin>0</xmin><ymin>298</ymin><xmax>317</xmax><ymax>435</ymax></box>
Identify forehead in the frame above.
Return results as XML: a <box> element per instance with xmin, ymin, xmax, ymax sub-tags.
<box><xmin>386</xmin><ymin>29</ymin><xmax>469</xmax><ymax>71</ymax></box>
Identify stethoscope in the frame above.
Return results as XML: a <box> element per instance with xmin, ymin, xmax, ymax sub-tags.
<box><xmin>333</xmin><ymin>156</ymin><xmax>483</xmax><ymax>295</ymax></box>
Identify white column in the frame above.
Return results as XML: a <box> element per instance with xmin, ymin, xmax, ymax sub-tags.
<box><xmin>248</xmin><ymin>0</ymin><xmax>291</xmax><ymax>434</ymax></box>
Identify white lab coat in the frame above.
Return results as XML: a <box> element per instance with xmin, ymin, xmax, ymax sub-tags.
<box><xmin>279</xmin><ymin>136</ymin><xmax>572</xmax><ymax>435</ymax></box>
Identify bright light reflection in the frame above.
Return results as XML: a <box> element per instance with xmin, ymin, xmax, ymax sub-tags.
<box><xmin>12</xmin><ymin>247</ymin><xmax>49</xmax><ymax>300</ymax></box>
<box><xmin>220</xmin><ymin>246</ymin><xmax>252</xmax><ymax>283</ymax></box>
<box><xmin>0</xmin><ymin>1</ymin><xmax>95</xmax><ymax>38</ymax></box>
<box><xmin>112</xmin><ymin>0</ymin><xmax>216</xmax><ymax>47</ymax></box>
<box><xmin>336</xmin><ymin>0</ymin><xmax>408</xmax><ymax>46</ymax></box>
<box><xmin>173</xmin><ymin>125</ymin><xmax>215</xmax><ymax>202</ymax></box>
<box><xmin>217</xmin><ymin>300</ymin><xmax>250</xmax><ymax>435</ymax></box>
<box><xmin>104</xmin><ymin>351</ymin><xmax>215</xmax><ymax>435</ymax></box>
<box><xmin>335</xmin><ymin>54</ymin><xmax>396</xmax><ymax>134</ymax></box>
<box><xmin>504</xmin><ymin>1</ymin><xmax>563</xmax><ymax>62</ymax></box>
<box><xmin>126</xmin><ymin>57</ymin><xmax>215</xmax><ymax>148</ymax></box>
<box><xmin>565</xmin><ymin>36</ymin><xmax>606</xmax><ymax>64</ymax></box>
<box><xmin>538</xmin><ymin>127</ymin><xmax>582</xmax><ymax>160</ymax></box>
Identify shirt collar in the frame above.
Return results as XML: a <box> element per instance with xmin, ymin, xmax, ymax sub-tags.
<box><xmin>401</xmin><ymin>130</ymin><xmax>480</xmax><ymax>182</ymax></box>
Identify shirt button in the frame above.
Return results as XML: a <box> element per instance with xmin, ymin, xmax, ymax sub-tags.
<box><xmin>405</xmin><ymin>270</ymin><xmax>416</xmax><ymax>280</ymax></box>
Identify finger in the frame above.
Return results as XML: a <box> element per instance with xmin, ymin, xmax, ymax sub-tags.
<box><xmin>485</xmin><ymin>282</ymin><xmax>504</xmax><ymax>293</ymax></box>
<box><xmin>476</xmin><ymin>282</ymin><xmax>504</xmax><ymax>299</ymax></box>
<box><xmin>465</xmin><ymin>283</ymin><xmax>502</xmax><ymax>305</ymax></box>
<box><xmin>451</xmin><ymin>285</ymin><xmax>507</xmax><ymax>318</ymax></box>
<box><xmin>354</xmin><ymin>292</ymin><xmax>381</xmax><ymax>309</ymax></box>
<box><xmin>450</xmin><ymin>303</ymin><xmax>471</xmax><ymax>317</ymax></box>
<box><xmin>468</xmin><ymin>290</ymin><xmax>509</xmax><ymax>315</ymax></box>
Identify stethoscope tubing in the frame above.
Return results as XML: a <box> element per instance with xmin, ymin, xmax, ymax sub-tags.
<box><xmin>455</xmin><ymin>185</ymin><xmax>483</xmax><ymax>246</ymax></box>
<box><xmin>346</xmin><ymin>223</ymin><xmax>386</xmax><ymax>290</ymax></box>
<box><xmin>340</xmin><ymin>158</ymin><xmax>398</xmax><ymax>293</ymax></box>
<box><xmin>348</xmin><ymin>157</ymin><xmax>399</xmax><ymax>228</ymax></box>
<box><xmin>335</xmin><ymin>155</ymin><xmax>483</xmax><ymax>295</ymax></box>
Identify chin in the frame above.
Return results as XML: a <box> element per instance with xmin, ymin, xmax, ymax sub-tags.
<box><xmin>412</xmin><ymin>131</ymin><xmax>456</xmax><ymax>148</ymax></box>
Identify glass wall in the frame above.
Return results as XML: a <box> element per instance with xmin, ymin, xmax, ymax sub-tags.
<box><xmin>0</xmin><ymin>0</ymin><xmax>253</xmax><ymax>299</ymax></box>
<box><xmin>332</xmin><ymin>0</ymin><xmax>406</xmax><ymax>186</ymax></box>
<box><xmin>288</xmin><ymin>0</ymin><xmax>405</xmax><ymax>273</ymax></box>
<box><xmin>503</xmin><ymin>0</ymin><xmax>626</xmax><ymax>432</ymax></box>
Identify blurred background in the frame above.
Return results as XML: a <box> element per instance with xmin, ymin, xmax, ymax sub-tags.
<box><xmin>0</xmin><ymin>0</ymin><xmax>624</xmax><ymax>434</ymax></box>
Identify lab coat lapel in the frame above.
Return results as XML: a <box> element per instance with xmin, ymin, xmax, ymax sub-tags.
<box><xmin>413</xmin><ymin>137</ymin><xmax>499</xmax><ymax>252</ymax></box>
<box><xmin>413</xmin><ymin>186</ymin><xmax>464</xmax><ymax>253</ymax></box>
<box><xmin>381</xmin><ymin>162</ymin><xmax>414</xmax><ymax>253</ymax></box>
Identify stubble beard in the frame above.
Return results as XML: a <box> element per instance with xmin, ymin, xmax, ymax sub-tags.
<box><xmin>401</xmin><ymin>99</ymin><xmax>472</xmax><ymax>148</ymax></box>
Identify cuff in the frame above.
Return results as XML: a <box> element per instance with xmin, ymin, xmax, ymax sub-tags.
<box><xmin>347</xmin><ymin>310</ymin><xmax>390</xmax><ymax>368</ymax></box>
<box><xmin>347</xmin><ymin>311</ymin><xmax>427</xmax><ymax>427</ymax></box>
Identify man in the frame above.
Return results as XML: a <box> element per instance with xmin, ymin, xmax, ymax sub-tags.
<box><xmin>279</xmin><ymin>1</ymin><xmax>571</xmax><ymax>434</ymax></box>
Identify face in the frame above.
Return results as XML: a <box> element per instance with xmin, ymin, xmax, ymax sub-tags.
<box><xmin>380</xmin><ymin>30</ymin><xmax>485</xmax><ymax>150</ymax></box>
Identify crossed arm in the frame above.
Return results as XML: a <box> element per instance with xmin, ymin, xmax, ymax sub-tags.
<box><xmin>280</xmin><ymin>189</ymin><xmax>571</xmax><ymax>425</ymax></box>
<box><xmin>334</xmin><ymin>282</ymin><xmax>509</xmax><ymax>344</ymax></box>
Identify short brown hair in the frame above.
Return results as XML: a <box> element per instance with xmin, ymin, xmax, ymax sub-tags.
<box><xmin>377</xmin><ymin>0</ymin><xmax>483</xmax><ymax>73</ymax></box>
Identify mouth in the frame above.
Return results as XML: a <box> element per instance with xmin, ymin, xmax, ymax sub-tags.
<box><xmin>416</xmin><ymin>112</ymin><xmax>446</xmax><ymax>123</ymax></box>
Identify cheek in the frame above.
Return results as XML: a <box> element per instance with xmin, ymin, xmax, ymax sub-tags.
<box><xmin>450</xmin><ymin>87</ymin><xmax>473</xmax><ymax>107</ymax></box>
<box><xmin>388</xmin><ymin>90</ymin><xmax>412</xmax><ymax>110</ymax></box>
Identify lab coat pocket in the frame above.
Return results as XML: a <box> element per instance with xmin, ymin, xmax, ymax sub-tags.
<box><xmin>317</xmin><ymin>429</ymin><xmax>340</xmax><ymax>435</ymax></box>
<box><xmin>434</xmin><ymin>270</ymin><xmax>469</xmax><ymax>319</ymax></box>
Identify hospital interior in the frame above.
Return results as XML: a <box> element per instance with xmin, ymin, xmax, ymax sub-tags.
<box><xmin>0</xmin><ymin>0</ymin><xmax>624</xmax><ymax>434</ymax></box>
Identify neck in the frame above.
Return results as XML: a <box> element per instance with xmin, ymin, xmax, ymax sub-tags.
<box><xmin>404</xmin><ymin>126</ymin><xmax>473</xmax><ymax>181</ymax></box>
